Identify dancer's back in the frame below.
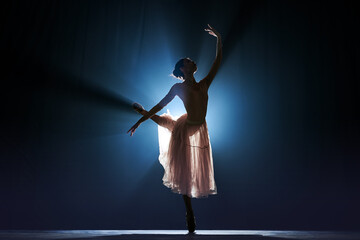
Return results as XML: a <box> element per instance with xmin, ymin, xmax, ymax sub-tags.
<box><xmin>176</xmin><ymin>81</ymin><xmax>208</xmax><ymax>123</ymax></box>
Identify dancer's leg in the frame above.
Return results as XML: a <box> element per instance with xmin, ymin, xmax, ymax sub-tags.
<box><xmin>182</xmin><ymin>195</ymin><xmax>193</xmax><ymax>215</ymax></box>
<box><xmin>133</xmin><ymin>106</ymin><xmax>163</xmax><ymax>125</ymax></box>
<box><xmin>183</xmin><ymin>195</ymin><xmax>196</xmax><ymax>233</ymax></box>
<box><xmin>133</xmin><ymin>103</ymin><xmax>174</xmax><ymax>129</ymax></box>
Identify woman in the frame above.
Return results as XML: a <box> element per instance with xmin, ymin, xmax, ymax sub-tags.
<box><xmin>128</xmin><ymin>24</ymin><xmax>222</xmax><ymax>233</ymax></box>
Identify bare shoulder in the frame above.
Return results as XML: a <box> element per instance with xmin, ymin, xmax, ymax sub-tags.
<box><xmin>174</xmin><ymin>82</ymin><xmax>183</xmax><ymax>88</ymax></box>
<box><xmin>171</xmin><ymin>82</ymin><xmax>183</xmax><ymax>93</ymax></box>
<box><xmin>199</xmin><ymin>77</ymin><xmax>210</xmax><ymax>90</ymax></box>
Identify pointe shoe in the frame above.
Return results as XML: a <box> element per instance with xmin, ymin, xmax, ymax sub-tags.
<box><xmin>132</xmin><ymin>102</ymin><xmax>145</xmax><ymax>114</ymax></box>
<box><xmin>186</xmin><ymin>212</ymin><xmax>196</xmax><ymax>233</ymax></box>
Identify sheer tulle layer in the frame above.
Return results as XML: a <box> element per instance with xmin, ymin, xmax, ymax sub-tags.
<box><xmin>158</xmin><ymin>113</ymin><xmax>217</xmax><ymax>198</ymax></box>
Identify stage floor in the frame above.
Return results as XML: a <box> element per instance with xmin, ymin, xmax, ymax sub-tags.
<box><xmin>0</xmin><ymin>230</ymin><xmax>360</xmax><ymax>240</ymax></box>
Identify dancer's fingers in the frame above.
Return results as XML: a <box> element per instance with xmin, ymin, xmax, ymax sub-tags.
<box><xmin>131</xmin><ymin>128</ymin><xmax>136</xmax><ymax>136</ymax></box>
<box><xmin>127</xmin><ymin>126</ymin><xmax>135</xmax><ymax>135</ymax></box>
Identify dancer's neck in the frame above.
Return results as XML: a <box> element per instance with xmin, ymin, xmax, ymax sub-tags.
<box><xmin>183</xmin><ymin>74</ymin><xmax>196</xmax><ymax>85</ymax></box>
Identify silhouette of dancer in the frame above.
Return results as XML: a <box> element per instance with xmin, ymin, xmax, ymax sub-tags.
<box><xmin>128</xmin><ymin>24</ymin><xmax>222</xmax><ymax>233</ymax></box>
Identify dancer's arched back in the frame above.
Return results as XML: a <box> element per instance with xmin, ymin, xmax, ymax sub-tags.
<box><xmin>128</xmin><ymin>24</ymin><xmax>222</xmax><ymax>233</ymax></box>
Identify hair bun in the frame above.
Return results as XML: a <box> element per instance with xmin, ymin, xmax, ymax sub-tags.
<box><xmin>172</xmin><ymin>58</ymin><xmax>185</xmax><ymax>80</ymax></box>
<box><xmin>173</xmin><ymin>68</ymin><xmax>182</xmax><ymax>78</ymax></box>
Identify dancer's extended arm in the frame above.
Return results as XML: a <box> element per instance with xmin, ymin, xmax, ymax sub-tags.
<box><xmin>127</xmin><ymin>84</ymin><xmax>179</xmax><ymax>136</ymax></box>
<box><xmin>201</xmin><ymin>24</ymin><xmax>222</xmax><ymax>88</ymax></box>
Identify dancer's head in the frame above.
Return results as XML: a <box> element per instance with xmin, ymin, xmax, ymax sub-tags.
<box><xmin>172</xmin><ymin>58</ymin><xmax>197</xmax><ymax>80</ymax></box>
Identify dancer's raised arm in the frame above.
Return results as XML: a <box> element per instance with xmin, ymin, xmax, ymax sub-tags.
<box><xmin>127</xmin><ymin>83</ymin><xmax>179</xmax><ymax>136</ymax></box>
<box><xmin>201</xmin><ymin>24</ymin><xmax>222</xmax><ymax>89</ymax></box>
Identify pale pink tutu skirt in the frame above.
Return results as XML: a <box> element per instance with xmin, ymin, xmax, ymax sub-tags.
<box><xmin>157</xmin><ymin>112</ymin><xmax>217</xmax><ymax>198</ymax></box>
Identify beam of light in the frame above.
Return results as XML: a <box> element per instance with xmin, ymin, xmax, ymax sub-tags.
<box><xmin>119</xmin><ymin>7</ymin><xmax>258</xmax><ymax>201</ymax></box>
<box><xmin>40</xmin><ymin>68</ymin><xmax>135</xmax><ymax>113</ymax></box>
<box><xmin>26</xmin><ymin>1</ymin><xmax>259</xmax><ymax>211</ymax></box>
<box><xmin>119</xmin><ymin>41</ymin><xmax>185</xmax><ymax>199</ymax></box>
<box><xmin>220</xmin><ymin>1</ymin><xmax>265</xmax><ymax>65</ymax></box>
<box><xmin>53</xmin><ymin>0</ymin><xmax>262</xmax><ymax>205</ymax></box>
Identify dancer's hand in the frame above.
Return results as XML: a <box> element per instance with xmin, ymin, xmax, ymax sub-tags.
<box><xmin>127</xmin><ymin>122</ymin><xmax>141</xmax><ymax>136</ymax></box>
<box><xmin>205</xmin><ymin>24</ymin><xmax>221</xmax><ymax>38</ymax></box>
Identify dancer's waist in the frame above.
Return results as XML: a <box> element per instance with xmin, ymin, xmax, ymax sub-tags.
<box><xmin>186</xmin><ymin>118</ymin><xmax>205</xmax><ymax>125</ymax></box>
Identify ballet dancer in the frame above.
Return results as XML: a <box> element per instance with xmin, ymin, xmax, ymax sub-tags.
<box><xmin>128</xmin><ymin>24</ymin><xmax>222</xmax><ymax>233</ymax></box>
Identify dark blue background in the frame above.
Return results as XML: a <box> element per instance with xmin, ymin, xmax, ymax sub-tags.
<box><xmin>1</xmin><ymin>0</ymin><xmax>359</xmax><ymax>230</ymax></box>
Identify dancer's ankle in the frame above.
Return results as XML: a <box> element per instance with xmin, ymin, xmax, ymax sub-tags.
<box><xmin>187</xmin><ymin>210</ymin><xmax>194</xmax><ymax>216</ymax></box>
<box><xmin>133</xmin><ymin>103</ymin><xmax>146</xmax><ymax>115</ymax></box>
